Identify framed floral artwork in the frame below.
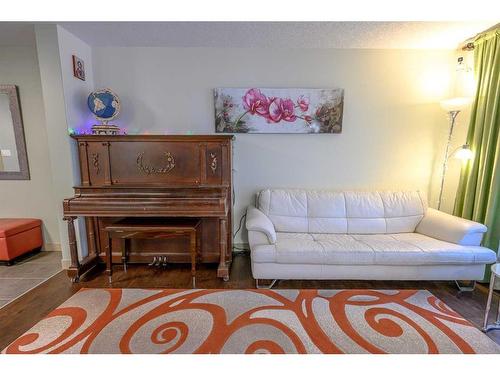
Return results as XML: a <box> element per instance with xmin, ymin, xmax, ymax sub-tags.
<box><xmin>214</xmin><ymin>88</ymin><xmax>344</xmax><ymax>134</ymax></box>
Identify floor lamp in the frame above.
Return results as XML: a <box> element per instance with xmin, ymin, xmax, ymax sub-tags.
<box><xmin>437</xmin><ymin>97</ymin><xmax>473</xmax><ymax>211</ymax></box>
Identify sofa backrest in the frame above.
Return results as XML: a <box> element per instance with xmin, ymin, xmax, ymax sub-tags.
<box><xmin>256</xmin><ymin>189</ymin><xmax>427</xmax><ymax>234</ymax></box>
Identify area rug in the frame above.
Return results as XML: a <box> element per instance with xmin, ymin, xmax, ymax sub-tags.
<box><xmin>3</xmin><ymin>288</ymin><xmax>499</xmax><ymax>354</ymax></box>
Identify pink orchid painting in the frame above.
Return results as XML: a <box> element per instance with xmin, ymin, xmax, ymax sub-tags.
<box><xmin>215</xmin><ymin>88</ymin><xmax>343</xmax><ymax>134</ymax></box>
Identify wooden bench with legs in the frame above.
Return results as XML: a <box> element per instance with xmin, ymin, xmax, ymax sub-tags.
<box><xmin>104</xmin><ymin>218</ymin><xmax>202</xmax><ymax>287</ymax></box>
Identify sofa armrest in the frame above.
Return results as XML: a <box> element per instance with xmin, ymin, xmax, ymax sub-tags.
<box><xmin>415</xmin><ymin>207</ymin><xmax>487</xmax><ymax>246</ymax></box>
<box><xmin>246</xmin><ymin>205</ymin><xmax>276</xmax><ymax>245</ymax></box>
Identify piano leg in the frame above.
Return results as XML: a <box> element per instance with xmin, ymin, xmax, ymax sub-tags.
<box><xmin>122</xmin><ymin>238</ymin><xmax>128</xmax><ymax>272</ymax></box>
<box><xmin>217</xmin><ymin>218</ymin><xmax>230</xmax><ymax>281</ymax></box>
<box><xmin>85</xmin><ymin>217</ymin><xmax>98</xmax><ymax>258</ymax></box>
<box><xmin>64</xmin><ymin>216</ymin><xmax>80</xmax><ymax>283</ymax></box>
<box><xmin>106</xmin><ymin>235</ymin><xmax>113</xmax><ymax>283</ymax></box>
<box><xmin>190</xmin><ymin>231</ymin><xmax>197</xmax><ymax>288</ymax></box>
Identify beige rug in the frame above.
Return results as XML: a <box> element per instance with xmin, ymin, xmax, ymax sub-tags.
<box><xmin>3</xmin><ymin>288</ymin><xmax>499</xmax><ymax>354</ymax></box>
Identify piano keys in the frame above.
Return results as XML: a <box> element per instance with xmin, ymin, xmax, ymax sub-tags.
<box><xmin>63</xmin><ymin>134</ymin><xmax>234</xmax><ymax>282</ymax></box>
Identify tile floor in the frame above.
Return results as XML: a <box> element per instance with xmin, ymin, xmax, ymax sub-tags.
<box><xmin>0</xmin><ymin>251</ymin><xmax>62</xmax><ymax>308</ymax></box>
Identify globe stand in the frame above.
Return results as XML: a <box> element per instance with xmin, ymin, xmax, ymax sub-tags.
<box><xmin>91</xmin><ymin>123</ymin><xmax>120</xmax><ymax>135</ymax></box>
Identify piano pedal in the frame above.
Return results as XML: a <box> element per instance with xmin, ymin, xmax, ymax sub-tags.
<box><xmin>162</xmin><ymin>256</ymin><xmax>168</xmax><ymax>267</ymax></box>
<box><xmin>148</xmin><ymin>256</ymin><xmax>158</xmax><ymax>267</ymax></box>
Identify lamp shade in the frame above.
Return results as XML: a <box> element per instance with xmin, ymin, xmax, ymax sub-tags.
<box><xmin>440</xmin><ymin>97</ymin><xmax>472</xmax><ymax>112</ymax></box>
<box><xmin>454</xmin><ymin>144</ymin><xmax>474</xmax><ymax>161</ymax></box>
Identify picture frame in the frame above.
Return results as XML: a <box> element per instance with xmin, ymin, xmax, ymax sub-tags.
<box><xmin>72</xmin><ymin>55</ymin><xmax>86</xmax><ymax>81</ymax></box>
<box><xmin>214</xmin><ymin>87</ymin><xmax>344</xmax><ymax>134</ymax></box>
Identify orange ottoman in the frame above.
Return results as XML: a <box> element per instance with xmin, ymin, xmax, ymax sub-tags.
<box><xmin>0</xmin><ymin>219</ymin><xmax>43</xmax><ymax>263</ymax></box>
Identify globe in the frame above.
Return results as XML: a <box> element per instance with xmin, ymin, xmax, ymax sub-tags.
<box><xmin>87</xmin><ymin>89</ymin><xmax>120</xmax><ymax>122</ymax></box>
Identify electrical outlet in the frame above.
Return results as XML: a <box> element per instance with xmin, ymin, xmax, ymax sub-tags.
<box><xmin>1</xmin><ymin>149</ymin><xmax>12</xmax><ymax>157</ymax></box>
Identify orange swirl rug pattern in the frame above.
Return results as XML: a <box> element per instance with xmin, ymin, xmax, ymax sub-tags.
<box><xmin>3</xmin><ymin>288</ymin><xmax>499</xmax><ymax>354</ymax></box>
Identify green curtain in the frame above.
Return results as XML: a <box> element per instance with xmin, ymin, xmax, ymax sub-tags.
<box><xmin>454</xmin><ymin>28</ymin><xmax>500</xmax><ymax>279</ymax></box>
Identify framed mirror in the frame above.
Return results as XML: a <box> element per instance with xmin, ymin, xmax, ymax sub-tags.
<box><xmin>0</xmin><ymin>85</ymin><xmax>29</xmax><ymax>180</ymax></box>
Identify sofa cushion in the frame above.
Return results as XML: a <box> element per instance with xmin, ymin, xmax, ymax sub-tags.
<box><xmin>250</xmin><ymin>244</ymin><xmax>277</xmax><ymax>263</ymax></box>
<box><xmin>259</xmin><ymin>190</ymin><xmax>309</xmax><ymax>232</ymax></box>
<box><xmin>306</xmin><ymin>233</ymin><xmax>375</xmax><ymax>264</ymax></box>
<box><xmin>251</xmin><ymin>231</ymin><xmax>497</xmax><ymax>266</ymax></box>
<box><xmin>275</xmin><ymin>233</ymin><xmax>325</xmax><ymax>264</ymax></box>
<box><xmin>257</xmin><ymin>189</ymin><xmax>426</xmax><ymax>234</ymax></box>
<box><xmin>390</xmin><ymin>233</ymin><xmax>495</xmax><ymax>264</ymax></box>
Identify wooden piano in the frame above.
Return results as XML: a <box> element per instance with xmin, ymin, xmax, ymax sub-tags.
<box><xmin>63</xmin><ymin>134</ymin><xmax>234</xmax><ymax>282</ymax></box>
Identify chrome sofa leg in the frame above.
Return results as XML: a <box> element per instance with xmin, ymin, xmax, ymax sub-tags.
<box><xmin>455</xmin><ymin>280</ymin><xmax>476</xmax><ymax>292</ymax></box>
<box><xmin>255</xmin><ymin>279</ymin><xmax>278</xmax><ymax>289</ymax></box>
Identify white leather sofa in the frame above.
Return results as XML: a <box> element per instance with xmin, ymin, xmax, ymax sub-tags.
<box><xmin>246</xmin><ymin>189</ymin><xmax>497</xmax><ymax>288</ymax></box>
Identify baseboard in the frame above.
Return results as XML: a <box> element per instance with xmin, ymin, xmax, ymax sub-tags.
<box><xmin>233</xmin><ymin>243</ymin><xmax>249</xmax><ymax>253</ymax></box>
<box><xmin>61</xmin><ymin>259</ymin><xmax>71</xmax><ymax>269</ymax></box>
<box><xmin>59</xmin><ymin>243</ymin><xmax>249</xmax><ymax>269</ymax></box>
<box><xmin>43</xmin><ymin>243</ymin><xmax>61</xmax><ymax>252</ymax></box>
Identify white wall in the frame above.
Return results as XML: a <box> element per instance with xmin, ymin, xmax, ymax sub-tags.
<box><xmin>56</xmin><ymin>26</ymin><xmax>96</xmax><ymax>263</ymax></box>
<box><xmin>57</xmin><ymin>26</ymin><xmax>96</xmax><ymax>136</ymax></box>
<box><xmin>0</xmin><ymin>45</ymin><xmax>60</xmax><ymax>249</ymax></box>
<box><xmin>35</xmin><ymin>24</ymin><xmax>95</xmax><ymax>264</ymax></box>
<box><xmin>93</xmin><ymin>47</ymin><xmax>455</xmax><ymax>244</ymax></box>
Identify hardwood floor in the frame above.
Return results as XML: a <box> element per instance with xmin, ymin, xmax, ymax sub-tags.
<box><xmin>1</xmin><ymin>252</ymin><xmax>499</xmax><ymax>351</ymax></box>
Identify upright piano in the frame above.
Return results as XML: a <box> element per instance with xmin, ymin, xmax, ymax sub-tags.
<box><xmin>63</xmin><ymin>134</ymin><xmax>234</xmax><ymax>282</ymax></box>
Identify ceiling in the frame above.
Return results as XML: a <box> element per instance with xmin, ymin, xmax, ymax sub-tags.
<box><xmin>0</xmin><ymin>21</ymin><xmax>497</xmax><ymax>49</ymax></box>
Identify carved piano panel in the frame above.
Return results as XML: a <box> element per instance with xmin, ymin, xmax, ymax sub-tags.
<box><xmin>110</xmin><ymin>141</ymin><xmax>200</xmax><ymax>185</ymax></box>
<box><xmin>86</xmin><ymin>142</ymin><xmax>107</xmax><ymax>186</ymax></box>
<box><xmin>204</xmin><ymin>144</ymin><xmax>223</xmax><ymax>185</ymax></box>
<box><xmin>64</xmin><ymin>135</ymin><xmax>234</xmax><ymax>282</ymax></box>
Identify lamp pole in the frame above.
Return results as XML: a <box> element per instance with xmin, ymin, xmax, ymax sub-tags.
<box><xmin>437</xmin><ymin>110</ymin><xmax>460</xmax><ymax>211</ymax></box>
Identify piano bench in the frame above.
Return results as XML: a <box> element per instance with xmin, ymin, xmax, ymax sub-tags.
<box><xmin>104</xmin><ymin>219</ymin><xmax>202</xmax><ymax>287</ymax></box>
